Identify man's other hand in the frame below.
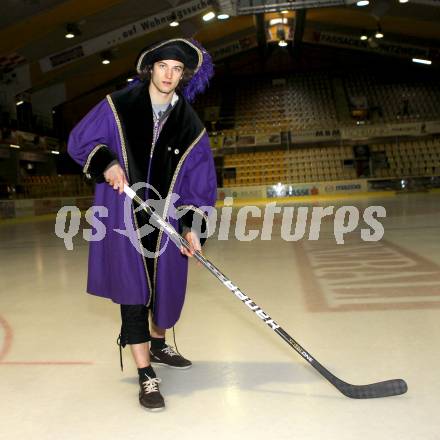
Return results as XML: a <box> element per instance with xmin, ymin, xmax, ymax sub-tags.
<box><xmin>181</xmin><ymin>231</ymin><xmax>201</xmax><ymax>259</ymax></box>
<box><xmin>104</xmin><ymin>163</ymin><xmax>128</xmax><ymax>194</ymax></box>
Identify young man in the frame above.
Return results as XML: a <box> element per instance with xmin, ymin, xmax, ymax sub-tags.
<box><xmin>68</xmin><ymin>39</ymin><xmax>217</xmax><ymax>411</ymax></box>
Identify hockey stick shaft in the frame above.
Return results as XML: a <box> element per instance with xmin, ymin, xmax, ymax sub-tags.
<box><xmin>124</xmin><ymin>185</ymin><xmax>407</xmax><ymax>399</ymax></box>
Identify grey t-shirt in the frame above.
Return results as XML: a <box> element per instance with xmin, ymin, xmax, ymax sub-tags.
<box><xmin>152</xmin><ymin>103</ymin><xmax>170</xmax><ymax>120</ymax></box>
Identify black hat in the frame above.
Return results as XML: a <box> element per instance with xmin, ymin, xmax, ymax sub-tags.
<box><xmin>135</xmin><ymin>38</ymin><xmax>214</xmax><ymax>103</ymax></box>
<box><xmin>136</xmin><ymin>38</ymin><xmax>203</xmax><ymax>73</ymax></box>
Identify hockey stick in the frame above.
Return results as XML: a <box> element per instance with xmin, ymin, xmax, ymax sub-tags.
<box><xmin>124</xmin><ymin>185</ymin><xmax>408</xmax><ymax>399</ymax></box>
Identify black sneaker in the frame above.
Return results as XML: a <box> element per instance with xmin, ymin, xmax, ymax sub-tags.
<box><xmin>150</xmin><ymin>345</ymin><xmax>192</xmax><ymax>369</ymax></box>
<box><xmin>139</xmin><ymin>375</ymin><xmax>165</xmax><ymax>411</ymax></box>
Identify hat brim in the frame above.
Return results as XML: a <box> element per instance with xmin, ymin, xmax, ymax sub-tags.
<box><xmin>136</xmin><ymin>39</ymin><xmax>203</xmax><ymax>73</ymax></box>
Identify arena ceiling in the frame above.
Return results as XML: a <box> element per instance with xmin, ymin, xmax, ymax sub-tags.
<box><xmin>1</xmin><ymin>0</ymin><xmax>440</xmax><ymax>99</ymax></box>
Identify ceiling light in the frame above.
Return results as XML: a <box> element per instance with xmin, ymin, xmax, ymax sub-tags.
<box><xmin>126</xmin><ymin>77</ymin><xmax>134</xmax><ymax>82</ymax></box>
<box><xmin>281</xmin><ymin>10</ymin><xmax>289</xmax><ymax>14</ymax></box>
<box><xmin>51</xmin><ymin>150</ymin><xmax>60</xmax><ymax>155</ymax></box>
<box><xmin>360</xmin><ymin>30</ymin><xmax>368</xmax><ymax>41</ymax></box>
<box><xmin>269</xmin><ymin>18</ymin><xmax>288</xmax><ymax>26</ymax></box>
<box><xmin>412</xmin><ymin>58</ymin><xmax>432</xmax><ymax>65</ymax></box>
<box><xmin>10</xmin><ymin>144</ymin><xmax>20</xmax><ymax>149</ymax></box>
<box><xmin>217</xmin><ymin>14</ymin><xmax>230</xmax><ymax>20</ymax></box>
<box><xmin>278</xmin><ymin>40</ymin><xmax>288</xmax><ymax>47</ymax></box>
<box><xmin>399</xmin><ymin>0</ymin><xmax>409</xmax><ymax>3</ymax></box>
<box><xmin>16</xmin><ymin>100</ymin><xmax>24</xmax><ymax>106</ymax></box>
<box><xmin>170</xmin><ymin>21</ymin><xmax>179</xmax><ymax>27</ymax></box>
<box><xmin>100</xmin><ymin>51</ymin><xmax>113</xmax><ymax>65</ymax></box>
<box><xmin>203</xmin><ymin>11</ymin><xmax>216</xmax><ymax>21</ymax></box>
<box><xmin>356</xmin><ymin>0</ymin><xmax>369</xmax><ymax>5</ymax></box>
<box><xmin>375</xmin><ymin>24</ymin><xmax>384</xmax><ymax>39</ymax></box>
<box><xmin>65</xmin><ymin>23</ymin><xmax>80</xmax><ymax>39</ymax></box>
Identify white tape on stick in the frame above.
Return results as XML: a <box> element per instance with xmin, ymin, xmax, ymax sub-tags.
<box><xmin>123</xmin><ymin>184</ymin><xmax>136</xmax><ymax>200</ymax></box>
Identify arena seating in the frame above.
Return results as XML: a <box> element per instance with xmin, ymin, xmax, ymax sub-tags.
<box><xmin>285</xmin><ymin>73</ymin><xmax>338</xmax><ymax>130</ymax></box>
<box><xmin>197</xmin><ymin>70</ymin><xmax>440</xmax><ymax>188</ymax></box>
<box><xmin>195</xmin><ymin>70</ymin><xmax>440</xmax><ymax>132</ymax></box>
<box><xmin>22</xmin><ymin>175</ymin><xmax>92</xmax><ymax>198</ymax></box>
<box><xmin>371</xmin><ymin>137</ymin><xmax>440</xmax><ymax>178</ymax></box>
<box><xmin>223</xmin><ymin>146</ymin><xmax>356</xmax><ymax>187</ymax></box>
<box><xmin>343</xmin><ymin>72</ymin><xmax>440</xmax><ymax>123</ymax></box>
<box><xmin>232</xmin><ymin>75</ymin><xmax>338</xmax><ymax>133</ymax></box>
<box><xmin>222</xmin><ymin>138</ymin><xmax>440</xmax><ymax>187</ymax></box>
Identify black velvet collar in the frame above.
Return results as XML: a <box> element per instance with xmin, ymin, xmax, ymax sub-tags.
<box><xmin>109</xmin><ymin>81</ymin><xmax>204</xmax><ymax>199</ymax></box>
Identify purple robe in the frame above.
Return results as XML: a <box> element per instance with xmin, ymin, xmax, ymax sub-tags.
<box><xmin>68</xmin><ymin>82</ymin><xmax>217</xmax><ymax>328</ymax></box>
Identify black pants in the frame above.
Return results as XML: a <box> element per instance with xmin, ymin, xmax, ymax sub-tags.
<box><xmin>119</xmin><ymin>304</ymin><xmax>151</xmax><ymax>347</ymax></box>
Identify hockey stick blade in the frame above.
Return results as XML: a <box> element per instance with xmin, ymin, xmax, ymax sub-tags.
<box><xmin>124</xmin><ymin>186</ymin><xmax>408</xmax><ymax>399</ymax></box>
<box><xmin>315</xmin><ymin>361</ymin><xmax>408</xmax><ymax>398</ymax></box>
<box><xmin>337</xmin><ymin>379</ymin><xmax>408</xmax><ymax>399</ymax></box>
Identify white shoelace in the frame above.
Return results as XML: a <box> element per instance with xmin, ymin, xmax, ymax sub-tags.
<box><xmin>142</xmin><ymin>377</ymin><xmax>162</xmax><ymax>394</ymax></box>
<box><xmin>162</xmin><ymin>345</ymin><xmax>178</xmax><ymax>357</ymax></box>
